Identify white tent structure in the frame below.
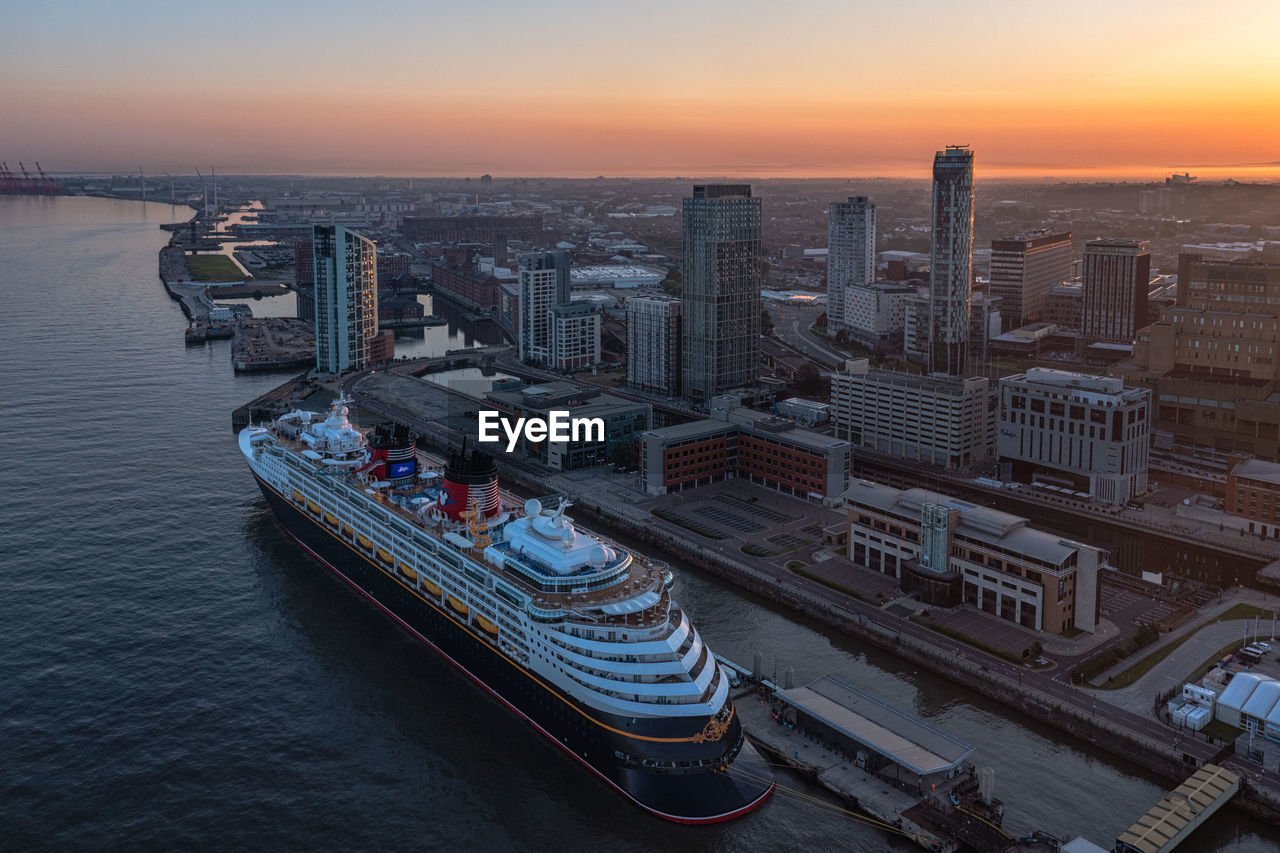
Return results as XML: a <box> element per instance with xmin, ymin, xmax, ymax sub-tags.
<box><xmin>1215</xmin><ymin>672</ymin><xmax>1280</xmax><ymax>740</ymax></box>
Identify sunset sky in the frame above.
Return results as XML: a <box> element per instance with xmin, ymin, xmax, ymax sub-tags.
<box><xmin>3</xmin><ymin>0</ymin><xmax>1278</xmax><ymax>178</ymax></box>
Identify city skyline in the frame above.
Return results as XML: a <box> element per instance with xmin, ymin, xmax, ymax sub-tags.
<box><xmin>3</xmin><ymin>0</ymin><xmax>1280</xmax><ymax>178</ymax></box>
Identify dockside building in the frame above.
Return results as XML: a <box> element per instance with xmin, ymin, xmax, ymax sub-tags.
<box><xmin>844</xmin><ymin>481</ymin><xmax>1102</xmax><ymax>634</ymax></box>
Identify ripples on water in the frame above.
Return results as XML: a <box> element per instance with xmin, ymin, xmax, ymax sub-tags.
<box><xmin>0</xmin><ymin>196</ymin><xmax>1273</xmax><ymax>851</ymax></box>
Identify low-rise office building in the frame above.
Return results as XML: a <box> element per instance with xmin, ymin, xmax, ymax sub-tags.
<box><xmin>640</xmin><ymin>396</ymin><xmax>852</xmax><ymax>505</ymax></box>
<box><xmin>829</xmin><ymin>359</ymin><xmax>993</xmax><ymax>470</ymax></box>
<box><xmin>996</xmin><ymin>368</ymin><xmax>1151</xmax><ymax>505</ymax></box>
<box><xmin>845</xmin><ymin>481</ymin><xmax>1102</xmax><ymax>634</ymax></box>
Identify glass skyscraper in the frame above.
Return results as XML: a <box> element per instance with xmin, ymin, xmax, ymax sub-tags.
<box><xmin>313</xmin><ymin>224</ymin><xmax>378</xmax><ymax>374</ymax></box>
<box><xmin>681</xmin><ymin>185</ymin><xmax>762</xmax><ymax>403</ymax></box>
<box><xmin>928</xmin><ymin>147</ymin><xmax>974</xmax><ymax>376</ymax></box>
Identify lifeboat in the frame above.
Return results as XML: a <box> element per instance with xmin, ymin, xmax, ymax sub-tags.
<box><xmin>323</xmin><ymin>512</ymin><xmax>339</xmax><ymax>528</ymax></box>
<box><xmin>307</xmin><ymin>500</ymin><xmax>322</xmax><ymax>516</ymax></box>
<box><xmin>475</xmin><ymin>614</ymin><xmax>499</xmax><ymax>636</ymax></box>
<box><xmin>376</xmin><ymin>547</ymin><xmax>394</xmax><ymax>566</ymax></box>
<box><xmin>398</xmin><ymin>561</ymin><xmax>417</xmax><ymax>580</ymax></box>
<box><xmin>292</xmin><ymin>490</ymin><xmax>305</xmax><ymax>505</ymax></box>
<box><xmin>446</xmin><ymin>595</ymin><xmax>469</xmax><ymax>617</ymax></box>
<box><xmin>357</xmin><ymin>533</ymin><xmax>372</xmax><ymax>550</ymax></box>
<box><xmin>341</xmin><ymin>523</ymin><xmax>354</xmax><ymax>539</ymax></box>
<box><xmin>422</xmin><ymin>578</ymin><xmax>442</xmax><ymax>597</ymax></box>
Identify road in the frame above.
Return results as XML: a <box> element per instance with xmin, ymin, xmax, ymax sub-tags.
<box><xmin>766</xmin><ymin>304</ymin><xmax>846</xmax><ymax>367</ymax></box>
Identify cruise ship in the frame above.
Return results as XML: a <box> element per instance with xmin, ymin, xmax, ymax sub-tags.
<box><xmin>239</xmin><ymin>396</ymin><xmax>774</xmax><ymax>822</ymax></box>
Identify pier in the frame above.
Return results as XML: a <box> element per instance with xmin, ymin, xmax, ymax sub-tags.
<box><xmin>725</xmin><ymin>662</ymin><xmax>1012</xmax><ymax>852</ymax></box>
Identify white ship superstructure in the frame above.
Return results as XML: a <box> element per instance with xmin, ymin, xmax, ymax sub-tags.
<box><xmin>239</xmin><ymin>395</ymin><xmax>773</xmax><ymax>821</ymax></box>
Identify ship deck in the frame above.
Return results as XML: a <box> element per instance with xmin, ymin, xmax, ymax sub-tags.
<box><xmin>268</xmin><ymin>429</ymin><xmax>671</xmax><ymax>629</ymax></box>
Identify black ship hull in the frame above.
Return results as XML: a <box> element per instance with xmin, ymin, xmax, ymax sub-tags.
<box><xmin>253</xmin><ymin>474</ymin><xmax>774</xmax><ymax>823</ymax></box>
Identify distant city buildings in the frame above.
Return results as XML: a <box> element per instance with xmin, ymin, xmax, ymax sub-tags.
<box><xmin>431</xmin><ymin>254</ymin><xmax>505</xmax><ymax>313</ymax></box>
<box><xmin>826</xmin><ymin>196</ymin><xmax>877</xmax><ymax>336</ymax></box>
<box><xmin>844</xmin><ymin>481</ymin><xmax>1101</xmax><ymax>634</ymax></box>
<box><xmin>518</xmin><ymin>250</ymin><xmax>571</xmax><ymax>365</ymax></box>
<box><xmin>989</xmin><ymin>230</ymin><xmax>1073</xmax><ymax>333</ymax></box>
<box><xmin>904</xmin><ymin>291</ymin><xmax>1001</xmax><ymax>367</ymax></box>
<box><xmin>402</xmin><ymin>214</ymin><xmax>542</xmax><ymax>244</ymax></box>
<box><xmin>484</xmin><ymin>382</ymin><xmax>649</xmax><ymax>470</ymax></box>
<box><xmin>1226</xmin><ymin>459</ymin><xmax>1280</xmax><ymax>538</ymax></box>
<box><xmin>626</xmin><ymin>295</ymin><xmax>683</xmax><ymax>396</ymax></box>
<box><xmin>996</xmin><ymin>368</ymin><xmax>1151</xmax><ymax>505</ymax></box>
<box><xmin>1043</xmin><ymin>282</ymin><xmax>1083</xmax><ymax>331</ymax></box>
<box><xmin>1130</xmin><ymin>254</ymin><xmax>1280</xmax><ymax>458</ymax></box>
<box><xmin>842</xmin><ymin>281</ymin><xmax>916</xmax><ymax>351</ymax></box>
<box><xmin>681</xmin><ymin>185</ymin><xmax>762</xmax><ymax>403</ymax></box>
<box><xmin>640</xmin><ymin>395</ymin><xmax>853</xmax><ymax>505</ymax></box>
<box><xmin>829</xmin><ymin>359</ymin><xmax>993</xmax><ymax>470</ymax></box>
<box><xmin>1081</xmin><ymin>238</ymin><xmax>1150</xmax><ymax>343</ymax></box>
<box><xmin>548</xmin><ymin>301</ymin><xmax>601</xmax><ymax>370</ymax></box>
<box><xmin>312</xmin><ymin>224</ymin><xmax>378</xmax><ymax>374</ymax></box>
<box><xmin>928</xmin><ymin>146</ymin><xmax>975</xmax><ymax>376</ymax></box>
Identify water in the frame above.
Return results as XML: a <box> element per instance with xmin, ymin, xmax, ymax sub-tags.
<box><xmin>0</xmin><ymin>195</ymin><xmax>1274</xmax><ymax>851</ymax></box>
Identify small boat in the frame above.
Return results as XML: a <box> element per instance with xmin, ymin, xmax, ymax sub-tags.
<box><xmin>446</xmin><ymin>595</ymin><xmax>469</xmax><ymax>617</ymax></box>
<box><xmin>399</xmin><ymin>561</ymin><xmax>417</xmax><ymax>580</ymax></box>
<box><xmin>376</xmin><ymin>547</ymin><xmax>394</xmax><ymax>565</ymax></box>
<box><xmin>324</xmin><ymin>512</ymin><xmax>339</xmax><ymax>528</ymax></box>
<box><xmin>475</xmin><ymin>614</ymin><xmax>499</xmax><ymax>636</ymax></box>
<box><xmin>422</xmin><ymin>578</ymin><xmax>442</xmax><ymax>596</ymax></box>
<box><xmin>357</xmin><ymin>533</ymin><xmax>372</xmax><ymax>549</ymax></box>
<box><xmin>341</xmin><ymin>523</ymin><xmax>354</xmax><ymax>539</ymax></box>
<box><xmin>307</xmin><ymin>500</ymin><xmax>322</xmax><ymax>516</ymax></box>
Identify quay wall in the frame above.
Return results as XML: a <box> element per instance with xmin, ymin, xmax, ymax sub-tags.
<box><xmin>344</xmin><ymin>386</ymin><xmax>1280</xmax><ymax>826</ymax></box>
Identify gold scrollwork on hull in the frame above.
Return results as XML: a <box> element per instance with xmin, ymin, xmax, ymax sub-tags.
<box><xmin>692</xmin><ymin>716</ymin><xmax>729</xmax><ymax>743</ymax></box>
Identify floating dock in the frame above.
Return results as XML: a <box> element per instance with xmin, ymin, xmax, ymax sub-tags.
<box><xmin>1114</xmin><ymin>764</ymin><xmax>1240</xmax><ymax>853</ymax></box>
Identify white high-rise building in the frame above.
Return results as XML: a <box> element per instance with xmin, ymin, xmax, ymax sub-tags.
<box><xmin>313</xmin><ymin>224</ymin><xmax>378</xmax><ymax>374</ymax></box>
<box><xmin>519</xmin><ymin>250</ymin><xmax>571</xmax><ymax>364</ymax></box>
<box><xmin>827</xmin><ymin>196</ymin><xmax>876</xmax><ymax>335</ymax></box>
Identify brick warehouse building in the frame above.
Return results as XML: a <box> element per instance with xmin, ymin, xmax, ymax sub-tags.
<box><xmin>640</xmin><ymin>396</ymin><xmax>852</xmax><ymax>506</ymax></box>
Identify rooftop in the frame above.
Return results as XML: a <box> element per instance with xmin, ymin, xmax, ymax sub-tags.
<box><xmin>1115</xmin><ymin>765</ymin><xmax>1240</xmax><ymax>853</ymax></box>
<box><xmin>844</xmin><ymin>480</ymin><xmax>1088</xmax><ymax>567</ymax></box>
<box><xmin>835</xmin><ymin>361</ymin><xmax>989</xmax><ymax>395</ymax></box>
<box><xmin>1232</xmin><ymin>458</ymin><xmax>1280</xmax><ymax>486</ymax></box>
<box><xmin>778</xmin><ymin>676</ymin><xmax>973</xmax><ymax>776</ymax></box>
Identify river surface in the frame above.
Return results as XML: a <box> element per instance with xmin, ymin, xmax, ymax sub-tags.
<box><xmin>1</xmin><ymin>195</ymin><xmax>1274</xmax><ymax>851</ymax></box>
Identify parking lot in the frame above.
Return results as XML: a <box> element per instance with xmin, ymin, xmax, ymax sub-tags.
<box><xmin>1099</xmin><ymin>583</ymin><xmax>1188</xmax><ymax>630</ymax></box>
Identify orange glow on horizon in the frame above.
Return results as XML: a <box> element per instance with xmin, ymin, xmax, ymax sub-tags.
<box><xmin>4</xmin><ymin>0</ymin><xmax>1280</xmax><ymax>178</ymax></box>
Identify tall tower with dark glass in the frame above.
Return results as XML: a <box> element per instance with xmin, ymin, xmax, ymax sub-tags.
<box><xmin>928</xmin><ymin>146</ymin><xmax>975</xmax><ymax>376</ymax></box>
<box><xmin>681</xmin><ymin>184</ymin><xmax>762</xmax><ymax>403</ymax></box>
<box><xmin>313</xmin><ymin>224</ymin><xmax>378</xmax><ymax>374</ymax></box>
